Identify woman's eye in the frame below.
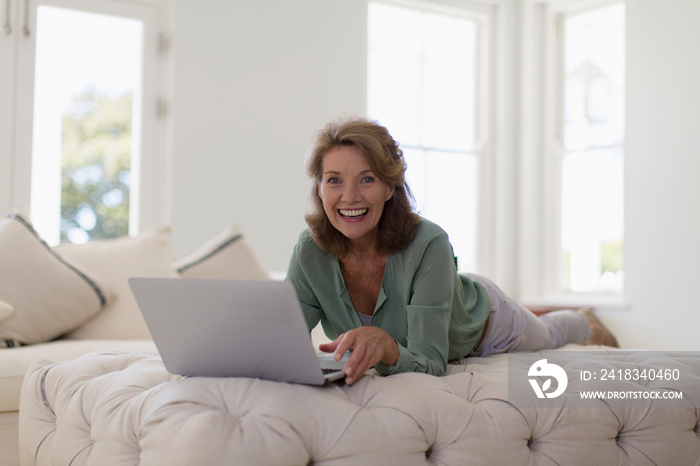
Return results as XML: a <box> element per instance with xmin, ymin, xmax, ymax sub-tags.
<box><xmin>327</xmin><ymin>177</ymin><xmax>340</xmax><ymax>184</ymax></box>
<box><xmin>362</xmin><ymin>176</ymin><xmax>375</xmax><ymax>183</ymax></box>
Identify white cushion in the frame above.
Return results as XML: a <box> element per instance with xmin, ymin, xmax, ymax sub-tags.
<box><xmin>0</xmin><ymin>299</ymin><xmax>13</xmax><ymax>323</ymax></box>
<box><xmin>0</xmin><ymin>208</ymin><xmax>108</xmax><ymax>347</ymax></box>
<box><xmin>56</xmin><ymin>226</ymin><xmax>179</xmax><ymax>340</ymax></box>
<box><xmin>174</xmin><ymin>224</ymin><xmax>270</xmax><ymax>280</ymax></box>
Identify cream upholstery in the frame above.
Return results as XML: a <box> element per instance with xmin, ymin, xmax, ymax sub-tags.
<box><xmin>0</xmin><ymin>221</ymin><xmax>269</xmax><ymax>414</ymax></box>
<box><xmin>0</xmin><ymin>340</ymin><xmax>155</xmax><ymax>413</ymax></box>
<box><xmin>55</xmin><ymin>227</ymin><xmax>180</xmax><ymax>340</ymax></box>
<box><xmin>0</xmin><ymin>214</ymin><xmax>271</xmax><ymax>465</ymax></box>
<box><xmin>0</xmin><ymin>412</ymin><xmax>19</xmax><ymax>466</ymax></box>
<box><xmin>0</xmin><ymin>299</ymin><xmax>14</xmax><ymax>323</ymax></box>
<box><xmin>19</xmin><ymin>349</ymin><xmax>700</xmax><ymax>465</ymax></box>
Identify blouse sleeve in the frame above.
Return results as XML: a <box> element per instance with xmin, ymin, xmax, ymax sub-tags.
<box><xmin>374</xmin><ymin>234</ymin><xmax>457</xmax><ymax>377</ymax></box>
<box><xmin>285</xmin><ymin>240</ymin><xmax>322</xmax><ymax>331</ymax></box>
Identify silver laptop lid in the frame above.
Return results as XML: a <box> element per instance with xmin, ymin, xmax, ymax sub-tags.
<box><xmin>129</xmin><ymin>277</ymin><xmax>331</xmax><ymax>385</ymax></box>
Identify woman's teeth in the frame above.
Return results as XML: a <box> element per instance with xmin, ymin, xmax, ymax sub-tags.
<box><xmin>339</xmin><ymin>209</ymin><xmax>368</xmax><ymax>218</ymax></box>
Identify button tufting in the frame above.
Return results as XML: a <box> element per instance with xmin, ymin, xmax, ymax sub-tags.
<box><xmin>19</xmin><ymin>349</ymin><xmax>700</xmax><ymax>465</ymax></box>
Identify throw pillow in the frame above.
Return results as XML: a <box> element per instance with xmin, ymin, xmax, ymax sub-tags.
<box><xmin>56</xmin><ymin>226</ymin><xmax>180</xmax><ymax>340</ymax></box>
<box><xmin>0</xmin><ymin>208</ymin><xmax>108</xmax><ymax>347</ymax></box>
<box><xmin>174</xmin><ymin>224</ymin><xmax>270</xmax><ymax>280</ymax></box>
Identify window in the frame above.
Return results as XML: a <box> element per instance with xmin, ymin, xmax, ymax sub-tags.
<box><xmin>367</xmin><ymin>0</ymin><xmax>489</xmax><ymax>272</ymax></box>
<box><xmin>1</xmin><ymin>0</ymin><xmax>170</xmax><ymax>245</ymax></box>
<box><xmin>555</xmin><ymin>2</ymin><xmax>625</xmax><ymax>294</ymax></box>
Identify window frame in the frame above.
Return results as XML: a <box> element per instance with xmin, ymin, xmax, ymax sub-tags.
<box><xmin>522</xmin><ymin>0</ymin><xmax>628</xmax><ymax>309</ymax></box>
<box><xmin>366</xmin><ymin>0</ymin><xmax>498</xmax><ymax>277</ymax></box>
<box><xmin>1</xmin><ymin>0</ymin><xmax>171</xmax><ymax>241</ymax></box>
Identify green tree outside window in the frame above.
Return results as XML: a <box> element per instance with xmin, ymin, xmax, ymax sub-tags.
<box><xmin>60</xmin><ymin>90</ymin><xmax>132</xmax><ymax>243</ymax></box>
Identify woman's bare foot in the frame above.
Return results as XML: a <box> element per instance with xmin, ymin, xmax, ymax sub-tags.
<box><xmin>580</xmin><ymin>308</ymin><xmax>619</xmax><ymax>347</ymax></box>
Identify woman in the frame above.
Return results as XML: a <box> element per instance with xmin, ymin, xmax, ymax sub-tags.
<box><xmin>286</xmin><ymin>117</ymin><xmax>617</xmax><ymax>385</ymax></box>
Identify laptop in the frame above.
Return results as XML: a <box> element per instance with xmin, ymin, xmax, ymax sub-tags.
<box><xmin>128</xmin><ymin>277</ymin><xmax>347</xmax><ymax>385</ymax></box>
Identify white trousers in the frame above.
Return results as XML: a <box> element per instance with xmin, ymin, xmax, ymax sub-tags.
<box><xmin>468</xmin><ymin>274</ymin><xmax>590</xmax><ymax>358</ymax></box>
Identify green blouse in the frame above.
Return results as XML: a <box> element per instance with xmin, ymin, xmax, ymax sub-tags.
<box><xmin>285</xmin><ymin>218</ymin><xmax>491</xmax><ymax>376</ymax></box>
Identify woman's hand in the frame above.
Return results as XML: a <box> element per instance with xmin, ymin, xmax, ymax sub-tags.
<box><xmin>319</xmin><ymin>327</ymin><xmax>399</xmax><ymax>385</ymax></box>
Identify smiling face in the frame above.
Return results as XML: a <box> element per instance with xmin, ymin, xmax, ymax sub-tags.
<box><xmin>318</xmin><ymin>145</ymin><xmax>395</xmax><ymax>250</ymax></box>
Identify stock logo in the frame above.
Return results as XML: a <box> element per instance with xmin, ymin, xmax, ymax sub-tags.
<box><xmin>528</xmin><ymin>359</ymin><xmax>568</xmax><ymax>399</ymax></box>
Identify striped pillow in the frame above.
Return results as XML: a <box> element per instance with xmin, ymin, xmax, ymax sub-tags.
<box><xmin>174</xmin><ymin>224</ymin><xmax>270</xmax><ymax>280</ymax></box>
<box><xmin>0</xmin><ymin>208</ymin><xmax>108</xmax><ymax>347</ymax></box>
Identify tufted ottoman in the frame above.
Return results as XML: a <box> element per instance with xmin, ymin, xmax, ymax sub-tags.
<box><xmin>19</xmin><ymin>349</ymin><xmax>700</xmax><ymax>465</ymax></box>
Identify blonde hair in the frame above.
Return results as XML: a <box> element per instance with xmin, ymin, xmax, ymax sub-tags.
<box><xmin>305</xmin><ymin>117</ymin><xmax>419</xmax><ymax>257</ymax></box>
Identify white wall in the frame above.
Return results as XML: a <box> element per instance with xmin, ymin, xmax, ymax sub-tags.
<box><xmin>621</xmin><ymin>0</ymin><xmax>700</xmax><ymax>350</ymax></box>
<box><xmin>169</xmin><ymin>0</ymin><xmax>367</xmax><ymax>274</ymax></box>
<box><xmin>168</xmin><ymin>0</ymin><xmax>700</xmax><ymax>349</ymax></box>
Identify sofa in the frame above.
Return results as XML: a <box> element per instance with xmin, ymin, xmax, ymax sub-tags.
<box><xmin>19</xmin><ymin>346</ymin><xmax>700</xmax><ymax>465</ymax></box>
<box><xmin>4</xmin><ymin>208</ymin><xmax>700</xmax><ymax>465</ymax></box>
<box><xmin>0</xmin><ymin>207</ymin><xmax>273</xmax><ymax>466</ymax></box>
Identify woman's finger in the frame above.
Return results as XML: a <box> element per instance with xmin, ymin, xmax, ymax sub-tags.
<box><xmin>318</xmin><ymin>334</ymin><xmax>342</xmax><ymax>354</ymax></box>
<box><xmin>329</xmin><ymin>327</ymin><xmax>397</xmax><ymax>384</ymax></box>
<box><xmin>343</xmin><ymin>329</ymin><xmax>385</xmax><ymax>382</ymax></box>
<box><xmin>349</xmin><ymin>346</ymin><xmax>379</xmax><ymax>379</ymax></box>
<box><xmin>334</xmin><ymin>331</ymin><xmax>354</xmax><ymax>361</ymax></box>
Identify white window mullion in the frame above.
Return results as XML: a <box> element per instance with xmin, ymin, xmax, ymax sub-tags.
<box><xmin>475</xmin><ymin>0</ymin><xmax>527</xmax><ymax>294</ymax></box>
<box><xmin>542</xmin><ymin>11</ymin><xmax>565</xmax><ymax>297</ymax></box>
<box><xmin>128</xmin><ymin>1</ymin><xmax>157</xmax><ymax>236</ymax></box>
